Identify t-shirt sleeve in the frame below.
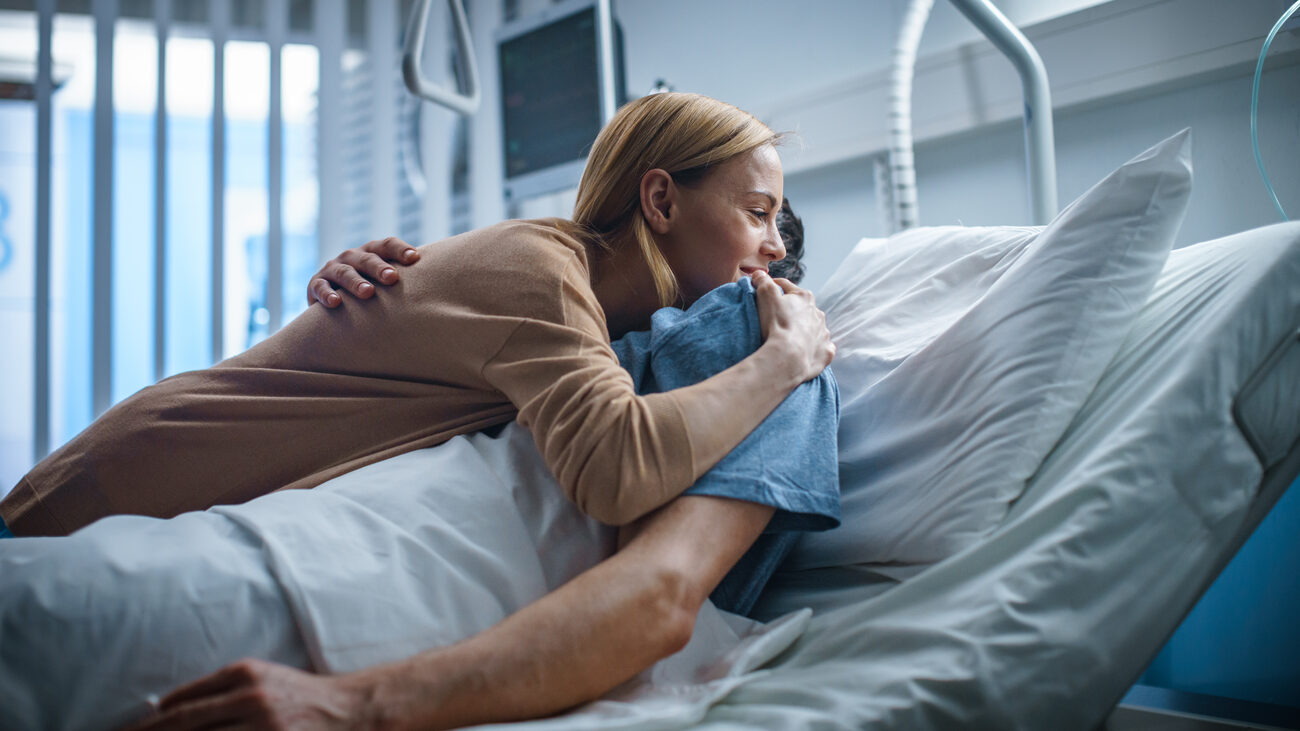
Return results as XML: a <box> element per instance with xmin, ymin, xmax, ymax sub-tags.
<box><xmin>636</xmin><ymin>279</ymin><xmax>841</xmax><ymax>618</ymax></box>
<box><xmin>480</xmin><ymin>256</ymin><xmax>702</xmax><ymax>526</ymax></box>
<box><xmin>645</xmin><ymin>280</ymin><xmax>842</xmax><ymax>533</ymax></box>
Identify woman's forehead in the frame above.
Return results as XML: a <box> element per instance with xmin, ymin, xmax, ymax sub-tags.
<box><xmin>722</xmin><ymin>147</ymin><xmax>783</xmax><ymax>198</ymax></box>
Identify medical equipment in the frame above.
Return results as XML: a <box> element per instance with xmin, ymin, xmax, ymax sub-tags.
<box><xmin>402</xmin><ymin>0</ymin><xmax>481</xmax><ymax>116</ymax></box>
<box><xmin>403</xmin><ymin>0</ymin><xmax>628</xmax><ymax>203</ymax></box>
<box><xmin>1251</xmin><ymin>0</ymin><xmax>1299</xmax><ymax>222</ymax></box>
<box><xmin>886</xmin><ymin>0</ymin><xmax>1058</xmax><ymax>231</ymax></box>
<box><xmin>493</xmin><ymin>0</ymin><xmax>627</xmax><ymax>201</ymax></box>
<box><xmin>885</xmin><ymin>0</ymin><xmax>932</xmax><ymax>232</ymax></box>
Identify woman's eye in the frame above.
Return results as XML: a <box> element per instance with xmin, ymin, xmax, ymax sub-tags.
<box><xmin>750</xmin><ymin>209</ymin><xmax>769</xmax><ymax>219</ymax></box>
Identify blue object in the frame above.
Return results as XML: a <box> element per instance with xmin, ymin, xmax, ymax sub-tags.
<box><xmin>611</xmin><ymin>277</ymin><xmax>841</xmax><ymax>615</ymax></box>
<box><xmin>1250</xmin><ymin>0</ymin><xmax>1299</xmax><ymax>222</ymax></box>
<box><xmin>0</xmin><ymin>515</ymin><xmax>12</xmax><ymax>539</ymax></box>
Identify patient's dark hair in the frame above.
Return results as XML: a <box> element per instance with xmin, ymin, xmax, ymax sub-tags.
<box><xmin>769</xmin><ymin>197</ymin><xmax>806</xmax><ymax>284</ymax></box>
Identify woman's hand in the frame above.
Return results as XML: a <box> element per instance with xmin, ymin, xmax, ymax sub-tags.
<box><xmin>125</xmin><ymin>658</ymin><xmax>370</xmax><ymax>731</ymax></box>
<box><xmin>751</xmin><ymin>271</ymin><xmax>835</xmax><ymax>383</ymax></box>
<box><xmin>308</xmin><ymin>237</ymin><xmax>420</xmax><ymax>308</ymax></box>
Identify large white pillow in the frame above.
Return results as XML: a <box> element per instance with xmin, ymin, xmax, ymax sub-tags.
<box><xmin>786</xmin><ymin>129</ymin><xmax>1194</xmax><ymax>571</ymax></box>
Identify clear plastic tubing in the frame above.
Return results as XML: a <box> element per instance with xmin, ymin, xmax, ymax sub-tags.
<box><xmin>1251</xmin><ymin>0</ymin><xmax>1299</xmax><ymax>222</ymax></box>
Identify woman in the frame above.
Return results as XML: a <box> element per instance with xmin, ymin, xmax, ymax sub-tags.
<box><xmin>2</xmin><ymin>92</ymin><xmax>836</xmax><ymax>729</ymax></box>
<box><xmin>0</xmin><ymin>92</ymin><xmax>832</xmax><ymax>537</ymax></box>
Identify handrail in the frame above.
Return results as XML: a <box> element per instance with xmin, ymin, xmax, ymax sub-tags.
<box><xmin>595</xmin><ymin>0</ymin><xmax>616</xmax><ymax>124</ymax></box>
<box><xmin>949</xmin><ymin>0</ymin><xmax>1058</xmax><ymax>224</ymax></box>
<box><xmin>402</xmin><ymin>0</ymin><xmax>481</xmax><ymax>116</ymax></box>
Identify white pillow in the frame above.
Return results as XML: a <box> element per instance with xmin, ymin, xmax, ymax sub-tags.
<box><xmin>787</xmin><ymin>129</ymin><xmax>1194</xmax><ymax>571</ymax></box>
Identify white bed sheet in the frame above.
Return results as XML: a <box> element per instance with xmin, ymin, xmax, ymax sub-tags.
<box><xmin>0</xmin><ymin>422</ymin><xmax>809</xmax><ymax>730</ymax></box>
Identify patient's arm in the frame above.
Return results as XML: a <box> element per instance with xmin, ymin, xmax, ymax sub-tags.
<box><xmin>133</xmin><ymin>496</ymin><xmax>774</xmax><ymax>731</ymax></box>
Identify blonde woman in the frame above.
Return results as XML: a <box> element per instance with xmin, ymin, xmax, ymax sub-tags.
<box><xmin>2</xmin><ymin>93</ymin><xmax>835</xmax><ymax>728</ymax></box>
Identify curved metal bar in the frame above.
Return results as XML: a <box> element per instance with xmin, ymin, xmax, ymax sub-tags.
<box><xmin>949</xmin><ymin>0</ymin><xmax>1058</xmax><ymax>224</ymax></box>
<box><xmin>595</xmin><ymin>0</ymin><xmax>616</xmax><ymax>124</ymax></box>
<box><xmin>402</xmin><ymin>0</ymin><xmax>481</xmax><ymax>116</ymax></box>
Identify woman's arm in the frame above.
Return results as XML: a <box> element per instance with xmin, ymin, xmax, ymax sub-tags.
<box><xmin>129</xmin><ymin>496</ymin><xmax>774</xmax><ymax>731</ymax></box>
<box><xmin>305</xmin><ymin>234</ymin><xmax>833</xmax><ymax>527</ymax></box>
<box><xmin>488</xmin><ymin>266</ymin><xmax>833</xmax><ymax>526</ymax></box>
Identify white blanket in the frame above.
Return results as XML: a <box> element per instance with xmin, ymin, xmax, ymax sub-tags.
<box><xmin>0</xmin><ymin>423</ymin><xmax>808</xmax><ymax>730</ymax></box>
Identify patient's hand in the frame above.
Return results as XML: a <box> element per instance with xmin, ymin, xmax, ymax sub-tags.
<box><xmin>126</xmin><ymin>658</ymin><xmax>366</xmax><ymax>731</ymax></box>
<box><xmin>308</xmin><ymin>236</ymin><xmax>420</xmax><ymax>308</ymax></box>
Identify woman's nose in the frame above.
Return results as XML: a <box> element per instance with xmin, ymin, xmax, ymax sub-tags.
<box><xmin>764</xmin><ymin>223</ymin><xmax>787</xmax><ymax>261</ymax></box>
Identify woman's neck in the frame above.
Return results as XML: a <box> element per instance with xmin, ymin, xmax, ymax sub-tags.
<box><xmin>589</xmin><ymin>240</ymin><xmax>662</xmax><ymax>340</ymax></box>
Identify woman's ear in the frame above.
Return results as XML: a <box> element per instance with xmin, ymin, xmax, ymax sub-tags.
<box><xmin>639</xmin><ymin>169</ymin><xmax>675</xmax><ymax>235</ymax></box>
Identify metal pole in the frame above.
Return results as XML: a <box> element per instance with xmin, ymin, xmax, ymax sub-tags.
<box><xmin>267</xmin><ymin>0</ymin><xmax>285</xmax><ymax>333</ymax></box>
<box><xmin>370</xmin><ymin>0</ymin><xmax>399</xmax><ymax>235</ymax></box>
<box><xmin>92</xmin><ymin>0</ymin><xmax>116</xmax><ymax>416</ymax></box>
<box><xmin>154</xmin><ymin>0</ymin><xmax>169</xmax><ymax>381</ymax></box>
<box><xmin>595</xmin><ymin>0</ymin><xmax>616</xmax><ymax>124</ymax></box>
<box><xmin>34</xmin><ymin>0</ymin><xmax>53</xmax><ymax>460</ymax></box>
<box><xmin>211</xmin><ymin>0</ymin><xmax>227</xmax><ymax>361</ymax></box>
<box><xmin>316</xmin><ymin>0</ymin><xmax>344</xmax><ymax>266</ymax></box>
<box><xmin>401</xmin><ymin>0</ymin><xmax>480</xmax><ymax>115</ymax></box>
<box><xmin>948</xmin><ymin>0</ymin><xmax>1058</xmax><ymax>224</ymax></box>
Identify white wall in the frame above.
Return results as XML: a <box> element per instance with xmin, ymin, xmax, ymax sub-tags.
<box><xmin>787</xmin><ymin>60</ymin><xmax>1300</xmax><ymax>291</ymax></box>
<box><xmin>605</xmin><ymin>0</ymin><xmax>1300</xmax><ymax>292</ymax></box>
<box><xmin>613</xmin><ymin>0</ymin><xmax>1110</xmax><ymax>118</ymax></box>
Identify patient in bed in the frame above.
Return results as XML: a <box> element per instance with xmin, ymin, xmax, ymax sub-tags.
<box><xmin>0</xmin><ymin>204</ymin><xmax>838</xmax><ymax>730</ymax></box>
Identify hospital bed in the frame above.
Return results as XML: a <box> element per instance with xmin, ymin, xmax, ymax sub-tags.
<box><xmin>5</xmin><ymin>3</ymin><xmax>1298</xmax><ymax>727</ymax></box>
<box><xmin>471</xmin><ymin>133</ymin><xmax>1300</xmax><ymax>730</ymax></box>
<box><xmin>3</xmin><ymin>134</ymin><xmax>1296</xmax><ymax>731</ymax></box>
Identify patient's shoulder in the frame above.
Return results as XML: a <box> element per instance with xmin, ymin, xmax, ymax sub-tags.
<box><xmin>638</xmin><ymin>280</ymin><xmax>764</xmax><ymax>386</ymax></box>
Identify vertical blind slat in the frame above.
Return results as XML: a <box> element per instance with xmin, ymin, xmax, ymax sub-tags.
<box><xmin>316</xmin><ymin>0</ymin><xmax>344</xmax><ymax>266</ymax></box>
<box><xmin>92</xmin><ymin>0</ymin><xmax>117</xmax><ymax>418</ymax></box>
<box><xmin>211</xmin><ymin>0</ymin><xmax>227</xmax><ymax>362</ymax></box>
<box><xmin>34</xmin><ymin>0</ymin><xmax>54</xmax><ymax>461</ymax></box>
<box><xmin>154</xmin><ymin>0</ymin><xmax>169</xmax><ymax>381</ymax></box>
<box><xmin>369</xmin><ymin>0</ymin><xmax>398</xmax><ymax>235</ymax></box>
<box><xmin>267</xmin><ymin>0</ymin><xmax>284</xmax><ymax>333</ymax></box>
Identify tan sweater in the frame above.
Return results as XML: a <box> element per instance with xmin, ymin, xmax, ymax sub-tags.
<box><xmin>2</xmin><ymin>219</ymin><xmax>716</xmax><ymax>537</ymax></box>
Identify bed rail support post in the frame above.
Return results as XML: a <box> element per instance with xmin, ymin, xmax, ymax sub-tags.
<box><xmin>948</xmin><ymin>0</ymin><xmax>1058</xmax><ymax>224</ymax></box>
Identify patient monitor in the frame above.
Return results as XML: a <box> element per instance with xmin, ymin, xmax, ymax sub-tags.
<box><xmin>495</xmin><ymin>0</ymin><xmax>627</xmax><ymax>202</ymax></box>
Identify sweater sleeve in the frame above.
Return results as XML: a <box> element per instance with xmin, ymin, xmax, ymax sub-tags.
<box><xmin>480</xmin><ymin>258</ymin><xmax>702</xmax><ymax>526</ymax></box>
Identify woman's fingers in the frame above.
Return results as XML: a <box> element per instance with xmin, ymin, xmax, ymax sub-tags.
<box><xmin>306</xmin><ymin>237</ymin><xmax>419</xmax><ymax>307</ymax></box>
<box><xmin>329</xmin><ymin>262</ymin><xmax>376</xmax><ymax>299</ymax></box>
<box><xmin>341</xmin><ymin>250</ymin><xmax>397</xmax><ymax>285</ymax></box>
<box><xmin>365</xmin><ymin>236</ymin><xmax>420</xmax><ymax>267</ymax></box>
<box><xmin>309</xmin><ymin>279</ymin><xmax>342</xmax><ymax>308</ymax></box>
<box><xmin>752</xmin><ymin>271</ymin><xmax>834</xmax><ymax>381</ymax></box>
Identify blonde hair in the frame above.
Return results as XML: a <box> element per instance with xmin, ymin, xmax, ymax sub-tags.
<box><xmin>572</xmin><ymin>92</ymin><xmax>780</xmax><ymax>307</ymax></box>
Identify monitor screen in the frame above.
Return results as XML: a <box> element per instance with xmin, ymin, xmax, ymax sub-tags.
<box><xmin>497</xmin><ymin>2</ymin><xmax>624</xmax><ymax>200</ymax></box>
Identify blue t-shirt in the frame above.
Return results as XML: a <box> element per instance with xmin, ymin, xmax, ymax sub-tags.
<box><xmin>610</xmin><ymin>277</ymin><xmax>840</xmax><ymax>615</ymax></box>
